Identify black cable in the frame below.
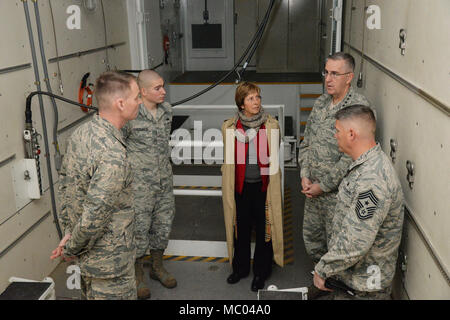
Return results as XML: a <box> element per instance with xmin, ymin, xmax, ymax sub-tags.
<box><xmin>120</xmin><ymin>62</ymin><xmax>164</xmax><ymax>74</ymax></box>
<box><xmin>24</xmin><ymin>91</ymin><xmax>95</xmax><ymax>242</ymax></box>
<box><xmin>203</xmin><ymin>0</ymin><xmax>209</xmax><ymax>24</ymax></box>
<box><xmin>172</xmin><ymin>0</ymin><xmax>276</xmax><ymax>106</ymax></box>
<box><xmin>23</xmin><ymin>0</ymin><xmax>62</xmax><ymax>240</ymax></box>
<box><xmin>120</xmin><ymin>70</ymin><xmax>141</xmax><ymax>74</ymax></box>
<box><xmin>99</xmin><ymin>0</ymin><xmax>275</xmax><ymax>107</ymax></box>
<box><xmin>26</xmin><ymin>91</ymin><xmax>98</xmax><ymax>126</ymax></box>
<box><xmin>239</xmin><ymin>0</ymin><xmax>276</xmax><ymax>80</ymax></box>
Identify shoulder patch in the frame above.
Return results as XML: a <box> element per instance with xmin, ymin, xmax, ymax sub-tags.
<box><xmin>355</xmin><ymin>190</ymin><xmax>379</xmax><ymax>220</ymax></box>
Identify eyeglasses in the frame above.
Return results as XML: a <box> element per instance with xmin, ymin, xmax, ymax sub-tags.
<box><xmin>321</xmin><ymin>70</ymin><xmax>352</xmax><ymax>79</ymax></box>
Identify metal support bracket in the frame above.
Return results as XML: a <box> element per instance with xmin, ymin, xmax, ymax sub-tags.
<box><xmin>406</xmin><ymin>160</ymin><xmax>415</xmax><ymax>189</ymax></box>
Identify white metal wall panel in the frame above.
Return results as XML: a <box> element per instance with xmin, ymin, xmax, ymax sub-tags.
<box><xmin>0</xmin><ymin>0</ymin><xmax>132</xmax><ymax>294</ymax></box>
<box><xmin>343</xmin><ymin>0</ymin><xmax>450</xmax><ymax>299</ymax></box>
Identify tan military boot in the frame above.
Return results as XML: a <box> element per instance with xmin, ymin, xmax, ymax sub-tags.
<box><xmin>135</xmin><ymin>258</ymin><xmax>151</xmax><ymax>299</ymax></box>
<box><xmin>149</xmin><ymin>249</ymin><xmax>177</xmax><ymax>288</ymax></box>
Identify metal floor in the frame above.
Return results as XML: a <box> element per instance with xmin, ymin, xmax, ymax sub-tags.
<box><xmin>49</xmin><ymin>167</ymin><xmax>315</xmax><ymax>300</ymax></box>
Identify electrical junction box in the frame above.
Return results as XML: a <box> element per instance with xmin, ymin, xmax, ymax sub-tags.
<box><xmin>11</xmin><ymin>159</ymin><xmax>41</xmax><ymax>211</ymax></box>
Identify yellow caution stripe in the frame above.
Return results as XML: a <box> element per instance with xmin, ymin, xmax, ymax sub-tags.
<box><xmin>176</xmin><ymin>186</ymin><xmax>221</xmax><ymax>190</ymax></box>
<box><xmin>283</xmin><ymin>187</ymin><xmax>294</xmax><ymax>265</ymax></box>
<box><xmin>143</xmin><ymin>255</ymin><xmax>230</xmax><ymax>264</ymax></box>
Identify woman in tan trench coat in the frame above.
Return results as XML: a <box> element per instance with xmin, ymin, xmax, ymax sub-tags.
<box><xmin>221</xmin><ymin>82</ymin><xmax>283</xmax><ymax>292</ymax></box>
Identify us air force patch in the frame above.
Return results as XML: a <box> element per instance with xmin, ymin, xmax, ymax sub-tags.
<box><xmin>355</xmin><ymin>190</ymin><xmax>379</xmax><ymax>220</ymax></box>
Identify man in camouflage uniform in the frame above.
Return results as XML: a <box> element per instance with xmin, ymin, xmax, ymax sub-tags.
<box><xmin>298</xmin><ymin>52</ymin><xmax>371</xmax><ymax>265</ymax></box>
<box><xmin>122</xmin><ymin>70</ymin><xmax>176</xmax><ymax>299</ymax></box>
<box><xmin>313</xmin><ymin>105</ymin><xmax>404</xmax><ymax>300</ymax></box>
<box><xmin>52</xmin><ymin>71</ymin><xmax>141</xmax><ymax>300</ymax></box>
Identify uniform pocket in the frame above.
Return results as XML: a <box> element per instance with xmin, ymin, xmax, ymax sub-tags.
<box><xmin>164</xmin><ymin>123</ymin><xmax>172</xmax><ymax>142</ymax></box>
<box><xmin>338</xmin><ymin>180</ymin><xmax>355</xmax><ymax>206</ymax></box>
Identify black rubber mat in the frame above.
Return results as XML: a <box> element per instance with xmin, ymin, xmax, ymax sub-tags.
<box><xmin>0</xmin><ymin>282</ymin><xmax>51</xmax><ymax>300</ymax></box>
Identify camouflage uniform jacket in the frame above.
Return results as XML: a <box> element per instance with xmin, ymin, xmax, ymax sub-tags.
<box><xmin>122</xmin><ymin>102</ymin><xmax>173</xmax><ymax>188</ymax></box>
<box><xmin>315</xmin><ymin>144</ymin><xmax>404</xmax><ymax>292</ymax></box>
<box><xmin>298</xmin><ymin>86</ymin><xmax>371</xmax><ymax>192</ymax></box>
<box><xmin>58</xmin><ymin>115</ymin><xmax>135</xmax><ymax>278</ymax></box>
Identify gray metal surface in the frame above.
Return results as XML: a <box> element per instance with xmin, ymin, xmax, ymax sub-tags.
<box><xmin>344</xmin><ymin>42</ymin><xmax>450</xmax><ymax>117</ymax></box>
<box><xmin>256</xmin><ymin>0</ymin><xmax>288</xmax><ymax>72</ymax></box>
<box><xmin>287</xmin><ymin>0</ymin><xmax>321</xmax><ymax>72</ymax></box>
<box><xmin>256</xmin><ymin>0</ymin><xmax>320</xmax><ymax>72</ymax></box>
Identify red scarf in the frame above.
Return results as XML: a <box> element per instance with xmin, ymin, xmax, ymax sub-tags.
<box><xmin>235</xmin><ymin>119</ymin><xmax>270</xmax><ymax>194</ymax></box>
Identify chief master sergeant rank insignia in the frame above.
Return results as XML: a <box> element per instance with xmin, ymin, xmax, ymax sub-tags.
<box><xmin>355</xmin><ymin>190</ymin><xmax>379</xmax><ymax>220</ymax></box>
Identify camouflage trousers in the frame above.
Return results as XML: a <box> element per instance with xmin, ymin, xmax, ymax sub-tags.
<box><xmin>80</xmin><ymin>266</ymin><xmax>137</xmax><ymax>300</ymax></box>
<box><xmin>133</xmin><ymin>175</ymin><xmax>175</xmax><ymax>258</ymax></box>
<box><xmin>302</xmin><ymin>192</ymin><xmax>337</xmax><ymax>264</ymax></box>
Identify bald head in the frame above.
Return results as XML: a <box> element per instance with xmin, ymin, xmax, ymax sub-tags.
<box><xmin>137</xmin><ymin>70</ymin><xmax>162</xmax><ymax>89</ymax></box>
<box><xmin>137</xmin><ymin>70</ymin><xmax>166</xmax><ymax>107</ymax></box>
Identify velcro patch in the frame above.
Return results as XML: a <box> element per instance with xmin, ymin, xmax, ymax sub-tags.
<box><xmin>355</xmin><ymin>190</ymin><xmax>379</xmax><ymax>220</ymax></box>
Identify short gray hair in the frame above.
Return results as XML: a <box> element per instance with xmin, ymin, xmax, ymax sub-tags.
<box><xmin>326</xmin><ymin>52</ymin><xmax>355</xmax><ymax>72</ymax></box>
<box><xmin>94</xmin><ymin>71</ymin><xmax>136</xmax><ymax>109</ymax></box>
<box><xmin>335</xmin><ymin>105</ymin><xmax>376</xmax><ymax>125</ymax></box>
